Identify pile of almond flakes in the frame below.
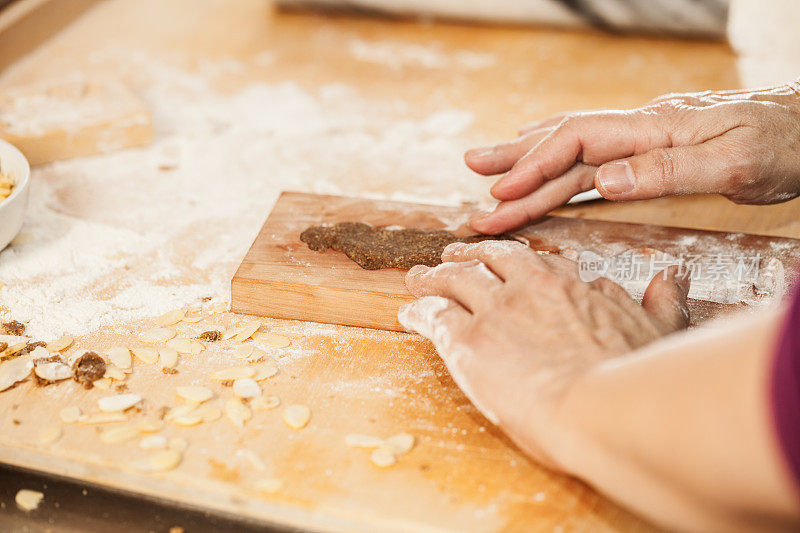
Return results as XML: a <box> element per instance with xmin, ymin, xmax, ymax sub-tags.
<box><xmin>0</xmin><ymin>168</ymin><xmax>14</xmax><ymax>204</ymax></box>
<box><xmin>0</xmin><ymin>299</ymin><xmax>416</xmax><ymax>497</ymax></box>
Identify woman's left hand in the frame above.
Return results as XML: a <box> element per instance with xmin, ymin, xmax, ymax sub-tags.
<box><xmin>398</xmin><ymin>240</ymin><xmax>690</xmax><ymax>468</ymax></box>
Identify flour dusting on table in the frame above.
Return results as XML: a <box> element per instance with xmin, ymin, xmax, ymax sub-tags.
<box><xmin>0</xmin><ymin>54</ymin><xmax>488</xmax><ymax>339</ymax></box>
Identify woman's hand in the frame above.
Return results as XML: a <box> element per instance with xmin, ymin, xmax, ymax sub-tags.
<box><xmin>465</xmin><ymin>82</ymin><xmax>800</xmax><ymax>234</ymax></box>
<box><xmin>398</xmin><ymin>240</ymin><xmax>690</xmax><ymax>468</ymax></box>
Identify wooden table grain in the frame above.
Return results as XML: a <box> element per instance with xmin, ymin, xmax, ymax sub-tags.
<box><xmin>1</xmin><ymin>1</ymin><xmax>796</xmax><ymax>532</ymax></box>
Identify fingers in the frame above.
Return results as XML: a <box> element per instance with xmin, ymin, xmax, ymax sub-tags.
<box><xmin>641</xmin><ymin>266</ymin><xmax>691</xmax><ymax>333</ymax></box>
<box><xmin>469</xmin><ymin>163</ymin><xmax>596</xmax><ymax>234</ymax></box>
<box><xmin>594</xmin><ymin>137</ymin><xmax>739</xmax><ymax>201</ymax></box>
<box><xmin>465</xmin><ymin>128</ymin><xmax>554</xmax><ymax>176</ymax></box>
<box><xmin>440</xmin><ymin>240</ymin><xmax>539</xmax><ymax>280</ymax></box>
<box><xmin>490</xmin><ymin>110</ymin><xmax>672</xmax><ymax>202</ymax></box>
<box><xmin>517</xmin><ymin>113</ymin><xmax>570</xmax><ymax>136</ymax></box>
<box><xmin>405</xmin><ymin>260</ymin><xmax>503</xmax><ymax>313</ymax></box>
<box><xmin>397</xmin><ymin>296</ymin><xmax>470</xmax><ymax>344</ymax></box>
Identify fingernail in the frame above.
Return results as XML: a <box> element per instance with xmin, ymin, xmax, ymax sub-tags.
<box><xmin>407</xmin><ymin>265</ymin><xmax>429</xmax><ymax>276</ymax></box>
<box><xmin>466</xmin><ymin>146</ymin><xmax>494</xmax><ymax>158</ymax></box>
<box><xmin>443</xmin><ymin>242</ymin><xmax>465</xmax><ymax>254</ymax></box>
<box><xmin>597</xmin><ymin>161</ymin><xmax>635</xmax><ymax>194</ymax></box>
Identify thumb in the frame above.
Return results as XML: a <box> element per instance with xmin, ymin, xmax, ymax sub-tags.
<box><xmin>641</xmin><ymin>265</ymin><xmax>691</xmax><ymax>333</ymax></box>
<box><xmin>595</xmin><ymin>144</ymin><xmax>720</xmax><ymax>201</ymax></box>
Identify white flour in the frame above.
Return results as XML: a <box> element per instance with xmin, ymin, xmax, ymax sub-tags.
<box><xmin>0</xmin><ymin>54</ymin><xmax>489</xmax><ymax>340</ymax></box>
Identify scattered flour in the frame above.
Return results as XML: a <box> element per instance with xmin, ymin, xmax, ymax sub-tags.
<box><xmin>348</xmin><ymin>38</ymin><xmax>497</xmax><ymax>70</ymax></box>
<box><xmin>0</xmin><ymin>53</ymin><xmax>490</xmax><ymax>339</ymax></box>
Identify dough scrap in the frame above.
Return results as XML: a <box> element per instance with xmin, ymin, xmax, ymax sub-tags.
<box><xmin>300</xmin><ymin>222</ymin><xmax>513</xmax><ymax>270</ymax></box>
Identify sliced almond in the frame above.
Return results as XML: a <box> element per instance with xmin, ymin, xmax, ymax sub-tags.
<box><xmin>345</xmin><ymin>434</ymin><xmax>384</xmax><ymax>449</ymax></box>
<box><xmin>137</xmin><ymin>419</ymin><xmax>164</xmax><ymax>433</ymax></box>
<box><xmin>252</xmin><ymin>361</ymin><xmax>279</xmax><ymax>381</ymax></box>
<box><xmin>0</xmin><ymin>356</ymin><xmax>33</xmax><ymax>392</ymax></box>
<box><xmin>38</xmin><ymin>424</ymin><xmax>62</xmax><ymax>445</ymax></box>
<box><xmin>251</xmin><ymin>395</ymin><xmax>280</xmax><ymax>411</ymax></box>
<box><xmin>237</xmin><ymin>448</ymin><xmax>266</xmax><ymax>472</ymax></box>
<box><xmin>233</xmin><ymin>320</ymin><xmax>261</xmax><ymax>343</ymax></box>
<box><xmin>172</xmin><ymin>414</ymin><xmax>202</xmax><ymax>427</ymax></box>
<box><xmin>140</xmin><ymin>327</ymin><xmax>176</xmax><ymax>344</ymax></box>
<box><xmin>175</xmin><ymin>385</ymin><xmax>213</xmax><ymax>404</ymax></box>
<box><xmin>34</xmin><ymin>361</ymin><xmax>73</xmax><ymax>382</ymax></box>
<box><xmin>100</xmin><ymin>425</ymin><xmax>139</xmax><ymax>444</ymax></box>
<box><xmin>98</xmin><ymin>393</ymin><xmax>142</xmax><ymax>413</ymax></box>
<box><xmin>139</xmin><ymin>435</ymin><xmax>168</xmax><ymax>450</ymax></box>
<box><xmin>254</xmin><ymin>478</ymin><xmax>283</xmax><ymax>494</ymax></box>
<box><xmin>0</xmin><ymin>342</ymin><xmax>28</xmax><ymax>359</ymax></box>
<box><xmin>158</xmin><ymin>346</ymin><xmax>179</xmax><ymax>369</ymax></box>
<box><xmin>165</xmin><ymin>404</ymin><xmax>197</xmax><ymax>421</ymax></box>
<box><xmin>370</xmin><ymin>446</ymin><xmax>397</xmax><ymax>468</ymax></box>
<box><xmin>107</xmin><ymin>347</ymin><xmax>132</xmax><ymax>371</ymax></box>
<box><xmin>103</xmin><ymin>364</ymin><xmax>126</xmax><ymax>381</ymax></box>
<box><xmin>211</xmin><ymin>301</ymin><xmax>228</xmax><ymax>313</ymax></box>
<box><xmin>131</xmin><ymin>347</ymin><xmax>158</xmax><ymax>364</ymax></box>
<box><xmin>92</xmin><ymin>377</ymin><xmax>113</xmax><ymax>390</ymax></box>
<box><xmin>47</xmin><ymin>335</ymin><xmax>74</xmax><ymax>352</ymax></box>
<box><xmin>225</xmin><ymin>398</ymin><xmax>252</xmax><ymax>428</ymax></box>
<box><xmin>80</xmin><ymin>412</ymin><xmax>129</xmax><ymax>425</ymax></box>
<box><xmin>282</xmin><ymin>404</ymin><xmax>310</xmax><ymax>430</ymax></box>
<box><xmin>253</xmin><ymin>332</ymin><xmax>291</xmax><ymax>349</ymax></box>
<box><xmin>165</xmin><ymin>338</ymin><xmax>203</xmax><ymax>356</ymax></box>
<box><xmin>232</xmin><ymin>378</ymin><xmax>260</xmax><ymax>399</ymax></box>
<box><xmin>156</xmin><ymin>308</ymin><xmax>186</xmax><ymax>327</ymax></box>
<box><xmin>134</xmin><ymin>449</ymin><xmax>182</xmax><ymax>472</ymax></box>
<box><xmin>384</xmin><ymin>433</ymin><xmax>415</xmax><ymax>455</ymax></box>
<box><xmin>15</xmin><ymin>489</ymin><xmax>44</xmax><ymax>512</ymax></box>
<box><xmin>2</xmin><ymin>342</ymin><xmax>28</xmax><ymax>358</ymax></box>
<box><xmin>59</xmin><ymin>406</ymin><xmax>82</xmax><ymax>424</ymax></box>
<box><xmin>195</xmin><ymin>404</ymin><xmax>222</xmax><ymax>423</ymax></box>
<box><xmin>29</xmin><ymin>346</ymin><xmax>50</xmax><ymax>360</ymax></box>
<box><xmin>221</xmin><ymin>325</ymin><xmax>245</xmax><ymax>341</ymax></box>
<box><xmin>211</xmin><ymin>366</ymin><xmax>255</xmax><ymax>381</ymax></box>
<box><xmin>169</xmin><ymin>437</ymin><xmax>189</xmax><ymax>453</ymax></box>
<box><xmin>233</xmin><ymin>344</ymin><xmax>254</xmax><ymax>359</ymax></box>
<box><xmin>181</xmin><ymin>315</ymin><xmax>204</xmax><ymax>323</ymax></box>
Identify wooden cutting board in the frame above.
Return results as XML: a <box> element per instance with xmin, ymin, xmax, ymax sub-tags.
<box><xmin>232</xmin><ymin>192</ymin><xmax>800</xmax><ymax>330</ymax></box>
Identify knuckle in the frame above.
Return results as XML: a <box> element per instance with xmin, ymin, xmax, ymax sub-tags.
<box><xmin>647</xmin><ymin>147</ymin><xmax>677</xmax><ymax>187</ymax></box>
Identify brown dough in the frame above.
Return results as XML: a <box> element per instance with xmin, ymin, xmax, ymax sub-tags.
<box><xmin>72</xmin><ymin>351</ymin><xmax>106</xmax><ymax>389</ymax></box>
<box><xmin>300</xmin><ymin>221</ymin><xmax>513</xmax><ymax>270</ymax></box>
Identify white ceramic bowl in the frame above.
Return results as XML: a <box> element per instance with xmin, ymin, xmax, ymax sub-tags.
<box><xmin>0</xmin><ymin>139</ymin><xmax>31</xmax><ymax>251</ymax></box>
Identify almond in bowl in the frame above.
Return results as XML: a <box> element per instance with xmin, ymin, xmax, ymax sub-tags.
<box><xmin>0</xmin><ymin>139</ymin><xmax>31</xmax><ymax>251</ymax></box>
<box><xmin>0</xmin><ymin>167</ymin><xmax>14</xmax><ymax>204</ymax></box>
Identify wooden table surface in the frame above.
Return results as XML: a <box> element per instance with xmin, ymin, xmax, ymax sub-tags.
<box><xmin>1</xmin><ymin>1</ymin><xmax>798</xmax><ymax>532</ymax></box>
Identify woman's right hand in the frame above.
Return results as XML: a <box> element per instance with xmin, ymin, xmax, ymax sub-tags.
<box><xmin>465</xmin><ymin>82</ymin><xmax>800</xmax><ymax>235</ymax></box>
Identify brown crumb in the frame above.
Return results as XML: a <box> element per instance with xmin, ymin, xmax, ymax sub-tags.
<box><xmin>157</xmin><ymin>406</ymin><xmax>169</xmax><ymax>420</ymax></box>
<box><xmin>220</xmin><ymin>380</ymin><xmax>233</xmax><ymax>388</ymax></box>
<box><xmin>72</xmin><ymin>352</ymin><xmax>107</xmax><ymax>389</ymax></box>
<box><xmin>18</xmin><ymin>341</ymin><xmax>46</xmax><ymax>356</ymax></box>
<box><xmin>200</xmin><ymin>296</ymin><xmax>212</xmax><ymax>302</ymax></box>
<box><xmin>0</xmin><ymin>342</ymin><xmax>7</xmax><ymax>353</ymax></box>
<box><xmin>2</xmin><ymin>320</ymin><xmax>26</xmax><ymax>336</ymax></box>
<box><xmin>162</xmin><ymin>368</ymin><xmax>178</xmax><ymax>375</ymax></box>
<box><xmin>300</xmin><ymin>222</ymin><xmax>514</xmax><ymax>270</ymax></box>
<box><xmin>197</xmin><ymin>330</ymin><xmax>221</xmax><ymax>342</ymax></box>
<box><xmin>115</xmin><ymin>384</ymin><xmax>129</xmax><ymax>392</ymax></box>
<box><xmin>12</xmin><ymin>419</ymin><xmax>20</xmax><ymax>425</ymax></box>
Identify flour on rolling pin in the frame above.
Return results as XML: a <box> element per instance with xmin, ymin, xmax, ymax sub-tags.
<box><xmin>0</xmin><ymin>77</ymin><xmax>153</xmax><ymax>165</ymax></box>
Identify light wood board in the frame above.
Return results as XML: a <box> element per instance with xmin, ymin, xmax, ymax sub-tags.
<box><xmin>232</xmin><ymin>192</ymin><xmax>800</xmax><ymax>331</ymax></box>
